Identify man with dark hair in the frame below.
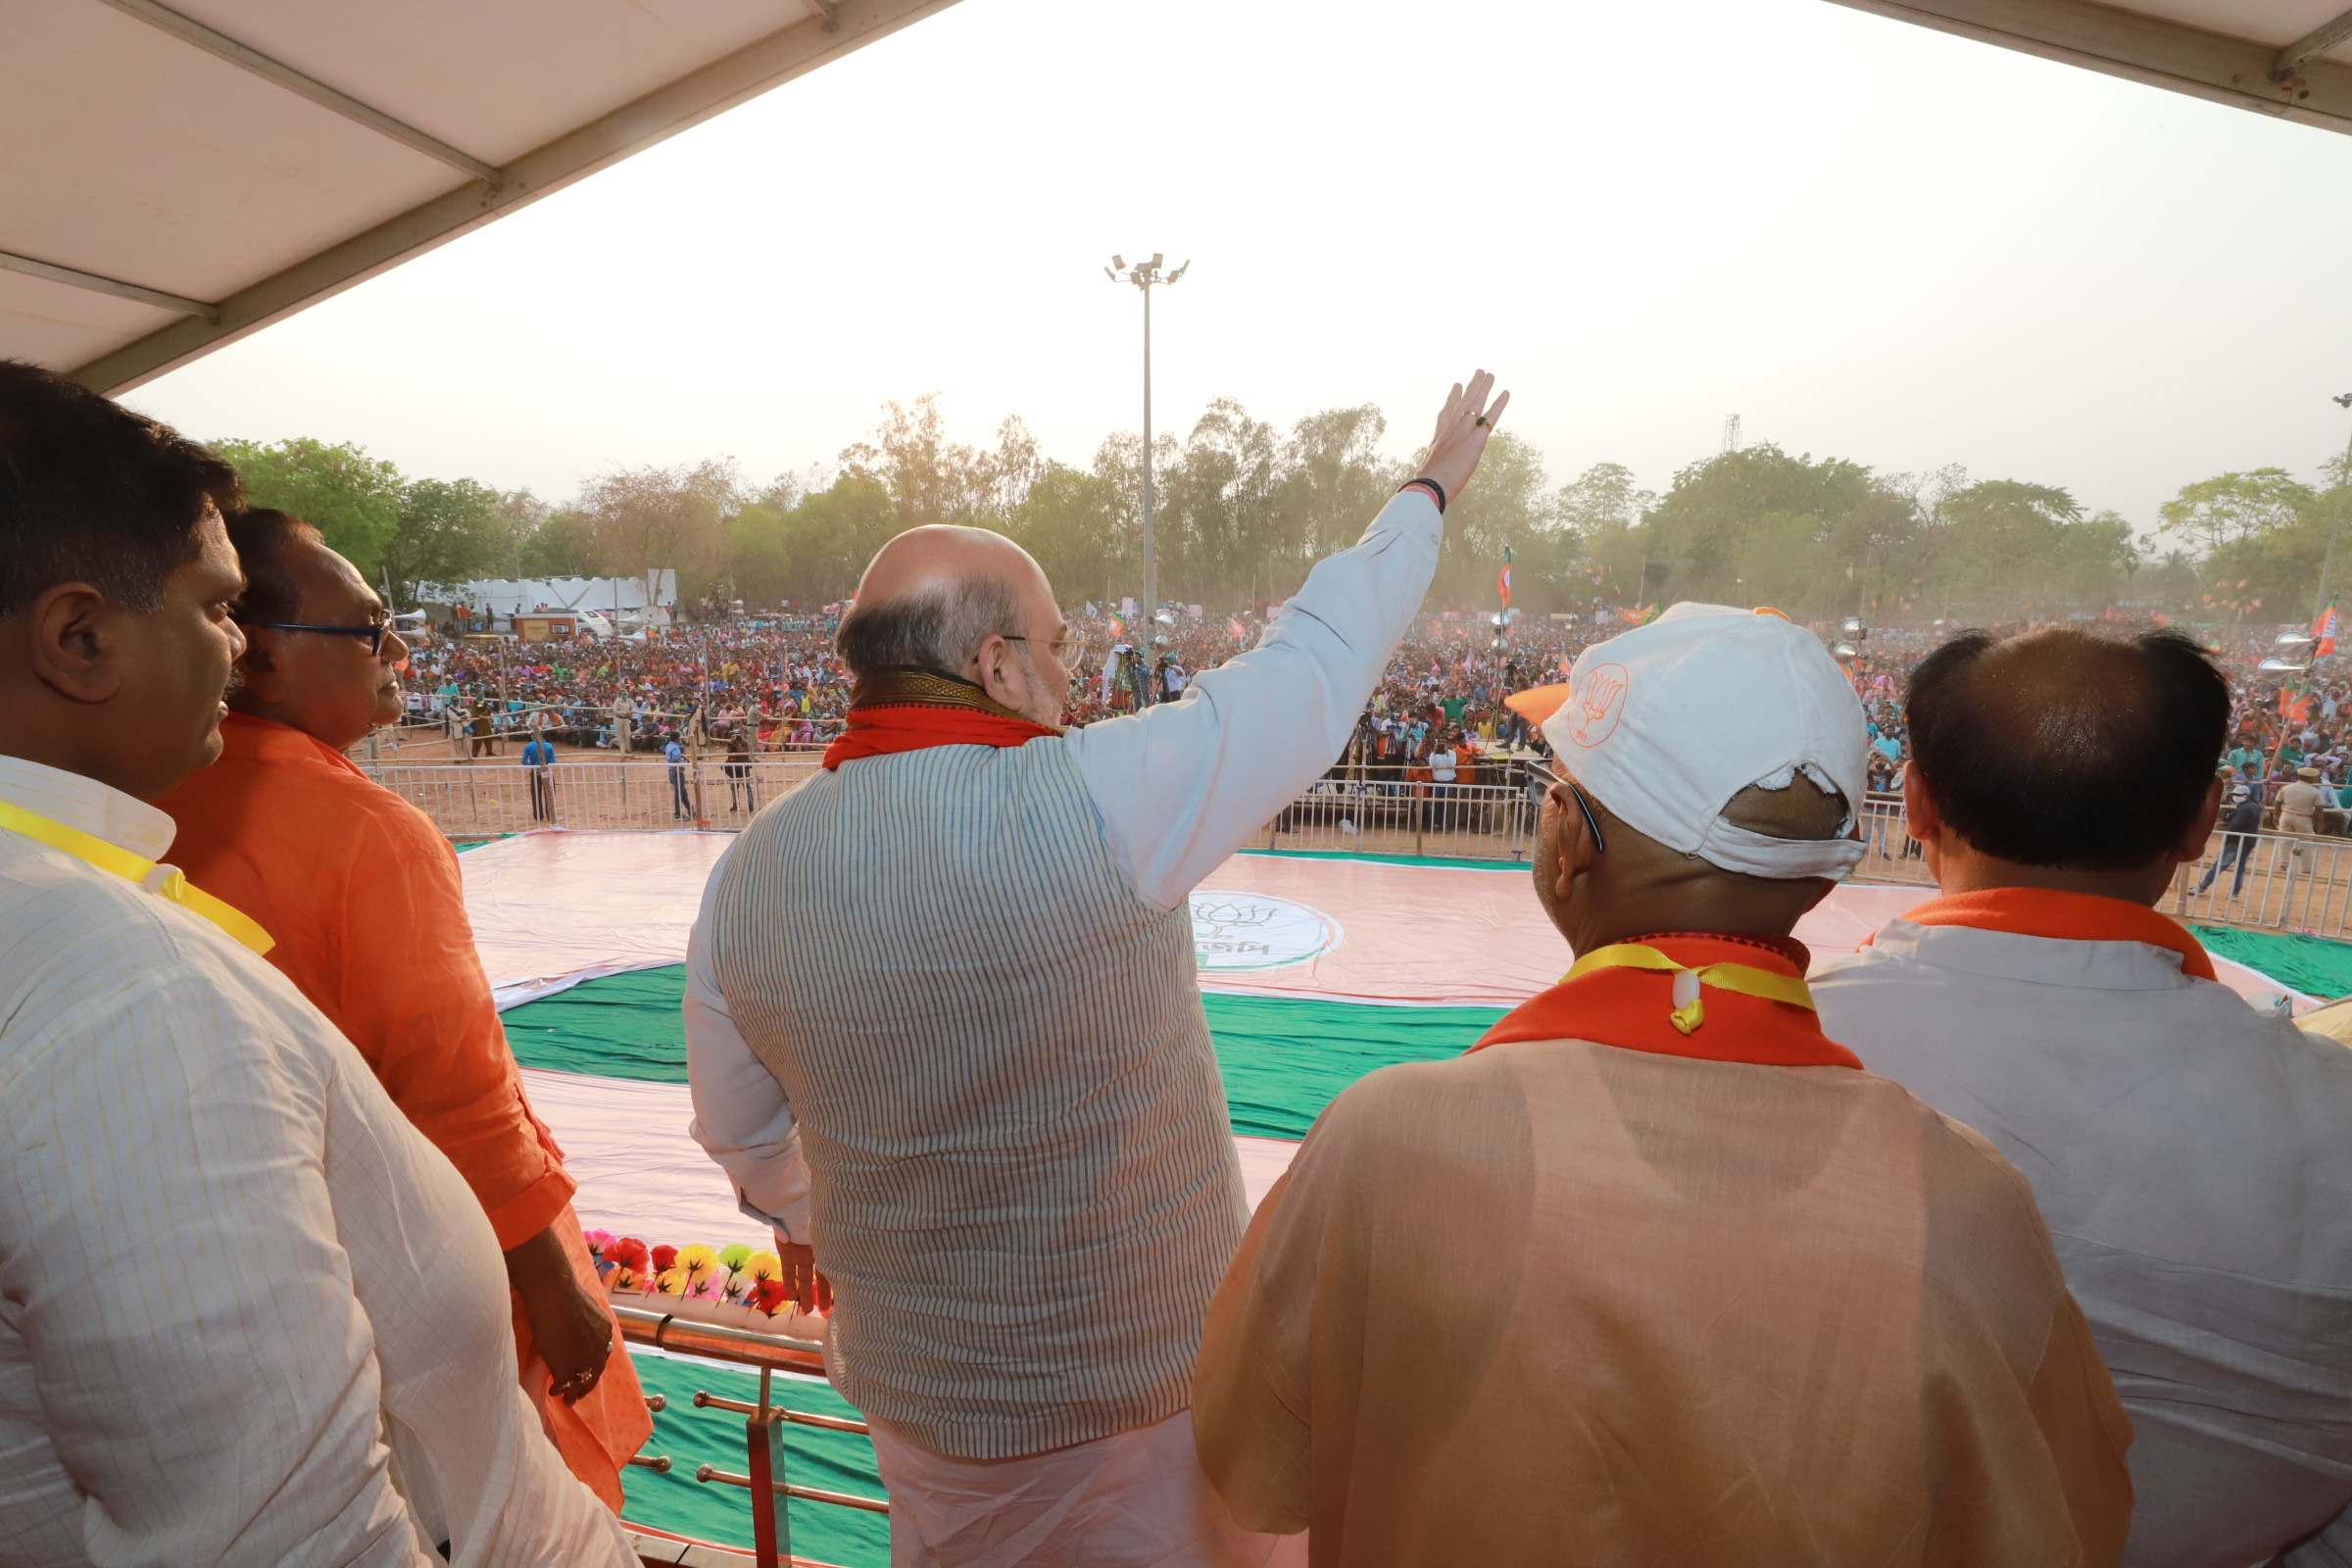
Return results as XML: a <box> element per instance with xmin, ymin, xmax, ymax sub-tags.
<box><xmin>0</xmin><ymin>362</ymin><xmax>630</xmax><ymax>1559</ymax></box>
<box><xmin>160</xmin><ymin>509</ymin><xmax>651</xmax><ymax>1512</ymax></box>
<box><xmin>1813</xmin><ymin>622</ymin><xmax>2352</xmax><ymax>1568</ymax></box>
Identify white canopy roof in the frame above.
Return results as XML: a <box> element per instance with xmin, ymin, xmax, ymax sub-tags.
<box><xmin>2</xmin><ymin>0</ymin><xmax>958</xmax><ymax>393</ymax></box>
<box><xmin>1827</xmin><ymin>0</ymin><xmax>2352</xmax><ymax>134</ymax></box>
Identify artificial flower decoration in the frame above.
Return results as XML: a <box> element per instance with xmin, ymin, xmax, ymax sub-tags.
<box><xmin>747</xmin><ymin>1279</ymin><xmax>794</xmax><ymax>1317</ymax></box>
<box><xmin>746</xmin><ymin>1251</ymin><xmax>783</xmax><ymax>1282</ymax></box>
<box><xmin>583</xmin><ymin>1229</ymin><xmax>615</xmax><ymax>1261</ymax></box>
<box><xmin>675</xmin><ymin>1244</ymin><xmax>719</xmax><ymax>1271</ymax></box>
<box><xmin>717</xmin><ymin>1244</ymin><xmax>753</xmax><ymax>1271</ymax></box>
<box><xmin>608</xmin><ymin>1237</ymin><xmax>651</xmax><ymax>1273</ymax></box>
<box><xmin>607</xmin><ymin>1264</ymin><xmax>640</xmax><ymax>1291</ymax></box>
<box><xmin>655</xmin><ymin>1266</ymin><xmax>688</xmax><ymax>1296</ymax></box>
<box><xmin>650</xmin><ymin>1245</ymin><xmax>679</xmax><ymax>1273</ymax></box>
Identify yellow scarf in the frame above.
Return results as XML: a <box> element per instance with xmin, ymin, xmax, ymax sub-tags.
<box><xmin>0</xmin><ymin>798</ymin><xmax>274</xmax><ymax>956</ymax></box>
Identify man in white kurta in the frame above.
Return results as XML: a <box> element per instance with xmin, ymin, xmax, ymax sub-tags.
<box><xmin>0</xmin><ymin>360</ymin><xmax>628</xmax><ymax>1564</ymax></box>
<box><xmin>1811</xmin><ymin>621</ymin><xmax>2352</xmax><ymax>1567</ymax></box>
<box><xmin>0</xmin><ymin>759</ymin><xmax>635</xmax><ymax>1564</ymax></box>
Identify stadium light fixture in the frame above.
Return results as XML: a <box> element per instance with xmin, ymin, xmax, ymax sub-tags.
<box><xmin>1105</xmin><ymin>252</ymin><xmax>1191</xmax><ymax>641</ymax></box>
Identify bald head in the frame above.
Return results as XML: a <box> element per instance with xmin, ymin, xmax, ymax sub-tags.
<box><xmin>838</xmin><ymin>524</ymin><xmax>1071</xmax><ymax>725</ymax></box>
<box><xmin>857</xmin><ymin>524</ymin><xmax>1044</xmax><ymax>607</ymax></box>
<box><xmin>1907</xmin><ymin>623</ymin><xmax>2227</xmax><ymax>870</ymax></box>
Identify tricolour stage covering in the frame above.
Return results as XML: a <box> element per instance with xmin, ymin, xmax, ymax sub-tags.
<box><xmin>463</xmin><ymin>829</ymin><xmax>2327</xmax><ymax>1559</ymax></box>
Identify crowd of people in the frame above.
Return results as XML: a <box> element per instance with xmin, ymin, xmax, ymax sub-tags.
<box><xmin>3</xmin><ymin>356</ymin><xmax>2350</xmax><ymax>1567</ymax></box>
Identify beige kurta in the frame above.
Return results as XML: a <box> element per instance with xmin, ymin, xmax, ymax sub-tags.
<box><xmin>1193</xmin><ymin>1036</ymin><xmax>2133</xmax><ymax>1566</ymax></box>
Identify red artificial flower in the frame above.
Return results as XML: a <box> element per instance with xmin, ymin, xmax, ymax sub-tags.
<box><xmin>749</xmin><ymin>1279</ymin><xmax>793</xmax><ymax>1315</ymax></box>
<box><xmin>609</xmin><ymin>1237</ymin><xmax>651</xmax><ymax>1272</ymax></box>
<box><xmin>650</xmin><ymin>1245</ymin><xmax>678</xmax><ymax>1273</ymax></box>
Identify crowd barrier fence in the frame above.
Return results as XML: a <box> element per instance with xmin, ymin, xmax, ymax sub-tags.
<box><xmin>366</xmin><ymin>760</ymin><xmax>2352</xmax><ymax>946</ymax></box>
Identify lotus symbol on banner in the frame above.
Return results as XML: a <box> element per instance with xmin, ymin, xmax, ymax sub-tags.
<box><xmin>1188</xmin><ymin>891</ymin><xmax>1341</xmax><ymax>972</ymax></box>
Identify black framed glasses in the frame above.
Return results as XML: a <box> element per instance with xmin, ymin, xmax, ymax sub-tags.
<box><xmin>246</xmin><ymin>614</ymin><xmax>396</xmax><ymax>658</ymax></box>
<box><xmin>1527</xmin><ymin>758</ymin><xmax>1606</xmax><ymax>852</ymax></box>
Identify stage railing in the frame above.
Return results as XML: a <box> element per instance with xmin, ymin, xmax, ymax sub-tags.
<box><xmin>370</xmin><ymin>762</ymin><xmax>2352</xmax><ymax>945</ymax></box>
<box><xmin>613</xmin><ymin>1305</ymin><xmax>885</xmax><ymax>1568</ymax></box>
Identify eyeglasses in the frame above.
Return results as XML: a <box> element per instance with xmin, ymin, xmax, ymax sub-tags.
<box><xmin>246</xmin><ymin>614</ymin><xmax>396</xmax><ymax>658</ymax></box>
<box><xmin>1003</xmin><ymin>633</ymin><xmax>1085</xmax><ymax>663</ymax></box>
<box><xmin>1528</xmin><ymin>758</ymin><xmax>1607</xmax><ymax>852</ymax></box>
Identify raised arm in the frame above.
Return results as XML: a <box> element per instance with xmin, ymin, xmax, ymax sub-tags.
<box><xmin>1067</xmin><ymin>373</ymin><xmax>1509</xmax><ymax>909</ymax></box>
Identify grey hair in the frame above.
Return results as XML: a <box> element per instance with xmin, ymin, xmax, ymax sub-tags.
<box><xmin>837</xmin><ymin>576</ymin><xmax>1025</xmax><ymax>681</ymax></box>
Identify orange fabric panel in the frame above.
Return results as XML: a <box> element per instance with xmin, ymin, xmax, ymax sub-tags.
<box><xmin>1889</xmin><ymin>886</ymin><xmax>2217</xmax><ymax>981</ymax></box>
<box><xmin>159</xmin><ymin>715</ymin><xmax>644</xmax><ymax>1500</ymax></box>
<box><xmin>162</xmin><ymin>714</ymin><xmax>577</xmax><ymax>1244</ymax></box>
<box><xmin>1470</xmin><ymin>933</ymin><xmax>1863</xmax><ymax>1069</ymax></box>
<box><xmin>1195</xmin><ymin>1039</ymin><xmax>2134</xmax><ymax>1561</ymax></box>
<box><xmin>511</xmin><ymin>1209</ymin><xmax>652</xmax><ymax>1512</ymax></box>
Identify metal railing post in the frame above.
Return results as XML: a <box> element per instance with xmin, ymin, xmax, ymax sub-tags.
<box><xmin>746</xmin><ymin>1366</ymin><xmax>788</xmax><ymax>1568</ymax></box>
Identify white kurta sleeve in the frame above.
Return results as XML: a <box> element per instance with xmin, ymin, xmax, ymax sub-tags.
<box><xmin>684</xmin><ymin>840</ymin><xmax>814</xmax><ymax>1242</ymax></box>
<box><xmin>1065</xmin><ymin>490</ymin><xmax>1443</xmax><ymax>910</ymax></box>
<box><xmin>0</xmin><ymin>959</ymin><xmax>438</xmax><ymax>1566</ymax></box>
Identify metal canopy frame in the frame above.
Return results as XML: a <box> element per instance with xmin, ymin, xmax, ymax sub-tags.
<box><xmin>65</xmin><ymin>0</ymin><xmax>960</xmax><ymax>395</ymax></box>
<box><xmin>1823</xmin><ymin>0</ymin><xmax>2352</xmax><ymax>135</ymax></box>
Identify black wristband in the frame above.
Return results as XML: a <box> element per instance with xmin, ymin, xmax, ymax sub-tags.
<box><xmin>1399</xmin><ymin>476</ymin><xmax>1446</xmax><ymax>514</ymax></box>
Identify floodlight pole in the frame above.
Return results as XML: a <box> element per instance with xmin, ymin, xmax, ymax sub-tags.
<box><xmin>1105</xmin><ymin>254</ymin><xmax>1188</xmax><ymax>630</ymax></box>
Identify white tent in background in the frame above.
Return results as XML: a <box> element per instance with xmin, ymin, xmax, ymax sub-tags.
<box><xmin>452</xmin><ymin>571</ymin><xmax>676</xmax><ymax>625</ymax></box>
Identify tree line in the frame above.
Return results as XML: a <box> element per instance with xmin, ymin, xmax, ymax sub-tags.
<box><xmin>215</xmin><ymin>398</ymin><xmax>2350</xmax><ymax>625</ymax></box>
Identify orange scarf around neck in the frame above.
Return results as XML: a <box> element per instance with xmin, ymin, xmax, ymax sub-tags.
<box><xmin>822</xmin><ymin>669</ymin><xmax>1060</xmax><ymax>770</ymax></box>
<box><xmin>1471</xmin><ymin>932</ymin><xmax>1863</xmax><ymax>1069</ymax></box>
<box><xmin>1882</xmin><ymin>887</ymin><xmax>2216</xmax><ymax>981</ymax></box>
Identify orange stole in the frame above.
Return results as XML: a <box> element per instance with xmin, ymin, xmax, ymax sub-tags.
<box><xmin>1472</xmin><ymin>932</ymin><xmax>1864</xmax><ymax>1069</ymax></box>
<box><xmin>1884</xmin><ymin>887</ymin><xmax>2217</xmax><ymax>980</ymax></box>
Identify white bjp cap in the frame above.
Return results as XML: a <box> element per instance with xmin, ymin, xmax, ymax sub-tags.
<box><xmin>1534</xmin><ymin>603</ymin><xmax>1869</xmax><ymax>880</ymax></box>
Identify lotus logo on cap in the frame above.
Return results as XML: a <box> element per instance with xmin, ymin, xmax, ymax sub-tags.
<box><xmin>1569</xmin><ymin>662</ymin><xmax>1630</xmax><ymax>749</ymax></box>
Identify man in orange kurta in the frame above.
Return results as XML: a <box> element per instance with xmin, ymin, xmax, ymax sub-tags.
<box><xmin>158</xmin><ymin>509</ymin><xmax>649</xmax><ymax>1509</ymax></box>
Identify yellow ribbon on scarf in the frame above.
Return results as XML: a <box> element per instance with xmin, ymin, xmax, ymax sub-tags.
<box><xmin>0</xmin><ymin>798</ymin><xmax>274</xmax><ymax>956</ymax></box>
<box><xmin>1564</xmin><ymin>942</ymin><xmax>1814</xmax><ymax>1036</ymax></box>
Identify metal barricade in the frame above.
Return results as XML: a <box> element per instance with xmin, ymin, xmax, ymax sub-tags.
<box><xmin>1854</xmin><ymin>797</ymin><xmax>2352</xmax><ymax>939</ymax></box>
<box><xmin>1259</xmin><ymin>778</ymin><xmax>1542</xmax><ymax>861</ymax></box>
<box><xmin>369</xmin><ymin>760</ymin><xmax>2352</xmax><ymax>942</ymax></box>
<box><xmin>613</xmin><ymin>1305</ymin><xmax>886</xmax><ymax>1568</ymax></box>
<box><xmin>360</xmin><ymin>757</ymin><xmax>823</xmax><ymax>837</ymax></box>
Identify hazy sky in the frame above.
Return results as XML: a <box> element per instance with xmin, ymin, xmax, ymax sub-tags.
<box><xmin>125</xmin><ymin>0</ymin><xmax>2352</xmax><ymax>536</ymax></box>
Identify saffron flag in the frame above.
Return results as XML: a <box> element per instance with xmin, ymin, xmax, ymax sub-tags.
<box><xmin>2318</xmin><ymin>600</ymin><xmax>2339</xmax><ymax>659</ymax></box>
<box><xmin>1497</xmin><ymin>545</ymin><xmax>1513</xmax><ymax>609</ymax></box>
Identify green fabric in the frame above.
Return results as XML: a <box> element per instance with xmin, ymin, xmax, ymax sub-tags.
<box><xmin>1238</xmin><ymin>847</ymin><xmax>1527</xmax><ymax>873</ymax></box>
<box><xmin>504</xmin><ymin>967</ymin><xmax>695</xmax><ymax>1081</ymax></box>
<box><xmin>1202</xmin><ymin>991</ymin><xmax>1504</xmax><ymax>1138</ymax></box>
<box><xmin>504</xmin><ymin>968</ymin><xmax>1503</xmax><ymax>1139</ymax></box>
<box><xmin>620</xmin><ymin>1350</ymin><xmax>887</xmax><ymax>1566</ymax></box>
<box><xmin>2191</xmin><ymin>923</ymin><xmax>2352</xmax><ymax>1001</ymax></box>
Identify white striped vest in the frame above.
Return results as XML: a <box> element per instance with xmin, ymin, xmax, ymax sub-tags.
<box><xmin>709</xmin><ymin>738</ymin><xmax>1246</xmax><ymax>1457</ymax></box>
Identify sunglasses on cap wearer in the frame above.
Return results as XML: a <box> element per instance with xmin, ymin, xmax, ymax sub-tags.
<box><xmin>243</xmin><ymin>610</ymin><xmax>397</xmax><ymax>659</ymax></box>
<box><xmin>1526</xmin><ymin>758</ymin><xmax>1606</xmax><ymax>853</ymax></box>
